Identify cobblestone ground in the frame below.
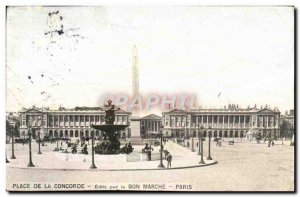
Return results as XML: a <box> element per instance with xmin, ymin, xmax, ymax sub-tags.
<box><xmin>6</xmin><ymin>139</ymin><xmax>294</xmax><ymax>191</ymax></box>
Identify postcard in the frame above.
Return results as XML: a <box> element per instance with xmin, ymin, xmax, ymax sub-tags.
<box><xmin>6</xmin><ymin>6</ymin><xmax>295</xmax><ymax>192</ymax></box>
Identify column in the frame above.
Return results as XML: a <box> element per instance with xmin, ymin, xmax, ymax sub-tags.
<box><xmin>266</xmin><ymin>116</ymin><xmax>269</xmax><ymax>128</ymax></box>
<box><xmin>201</xmin><ymin>115</ymin><xmax>204</xmax><ymax>126</ymax></box>
<box><xmin>243</xmin><ymin>115</ymin><xmax>246</xmax><ymax>128</ymax></box>
<box><xmin>206</xmin><ymin>115</ymin><xmax>208</xmax><ymax>128</ymax></box>
<box><xmin>222</xmin><ymin>116</ymin><xmax>225</xmax><ymax>128</ymax></box>
<box><xmin>233</xmin><ymin>116</ymin><xmax>235</xmax><ymax>128</ymax></box>
<box><xmin>227</xmin><ymin>115</ymin><xmax>229</xmax><ymax>128</ymax></box>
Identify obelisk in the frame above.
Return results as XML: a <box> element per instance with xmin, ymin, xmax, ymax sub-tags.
<box><xmin>130</xmin><ymin>45</ymin><xmax>142</xmax><ymax>143</ymax></box>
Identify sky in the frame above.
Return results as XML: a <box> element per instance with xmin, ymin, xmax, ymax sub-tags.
<box><xmin>6</xmin><ymin>6</ymin><xmax>294</xmax><ymax>115</ymax></box>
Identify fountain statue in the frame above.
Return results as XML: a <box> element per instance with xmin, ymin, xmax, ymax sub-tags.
<box><xmin>91</xmin><ymin>100</ymin><xmax>129</xmax><ymax>154</ymax></box>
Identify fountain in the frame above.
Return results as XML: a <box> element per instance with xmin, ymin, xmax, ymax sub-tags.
<box><xmin>91</xmin><ymin>100</ymin><xmax>129</xmax><ymax>154</ymax></box>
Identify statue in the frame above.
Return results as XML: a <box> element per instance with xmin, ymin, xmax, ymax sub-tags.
<box><xmin>103</xmin><ymin>100</ymin><xmax>120</xmax><ymax>124</ymax></box>
<box><xmin>92</xmin><ymin>100</ymin><xmax>128</xmax><ymax>154</ymax></box>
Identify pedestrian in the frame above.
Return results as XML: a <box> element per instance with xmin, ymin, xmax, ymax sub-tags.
<box><xmin>268</xmin><ymin>138</ymin><xmax>271</xmax><ymax>147</ymax></box>
<box><xmin>166</xmin><ymin>153</ymin><xmax>172</xmax><ymax>168</ymax></box>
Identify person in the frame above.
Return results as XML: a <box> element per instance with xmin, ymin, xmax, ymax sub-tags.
<box><xmin>143</xmin><ymin>143</ymin><xmax>151</xmax><ymax>152</ymax></box>
<box><xmin>166</xmin><ymin>153</ymin><xmax>172</xmax><ymax>168</ymax></box>
<box><xmin>128</xmin><ymin>143</ymin><xmax>133</xmax><ymax>153</ymax></box>
<box><xmin>82</xmin><ymin>144</ymin><xmax>88</xmax><ymax>154</ymax></box>
<box><xmin>271</xmin><ymin>138</ymin><xmax>275</xmax><ymax>146</ymax></box>
<box><xmin>72</xmin><ymin>144</ymin><xmax>77</xmax><ymax>154</ymax></box>
<box><xmin>268</xmin><ymin>138</ymin><xmax>271</xmax><ymax>147</ymax></box>
<box><xmin>120</xmin><ymin>143</ymin><xmax>128</xmax><ymax>154</ymax></box>
<box><xmin>164</xmin><ymin>149</ymin><xmax>170</xmax><ymax>159</ymax></box>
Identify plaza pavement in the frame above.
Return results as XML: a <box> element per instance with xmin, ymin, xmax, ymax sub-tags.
<box><xmin>6</xmin><ymin>141</ymin><xmax>216</xmax><ymax>170</ymax></box>
<box><xmin>6</xmin><ymin>138</ymin><xmax>294</xmax><ymax>191</ymax></box>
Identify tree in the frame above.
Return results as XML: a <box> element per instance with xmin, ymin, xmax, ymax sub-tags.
<box><xmin>280</xmin><ymin>119</ymin><xmax>293</xmax><ymax>138</ymax></box>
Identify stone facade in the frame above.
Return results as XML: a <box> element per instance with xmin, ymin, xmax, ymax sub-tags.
<box><xmin>140</xmin><ymin>114</ymin><xmax>162</xmax><ymax>138</ymax></box>
<box><xmin>19</xmin><ymin>107</ymin><xmax>131</xmax><ymax>139</ymax></box>
<box><xmin>162</xmin><ymin>105</ymin><xmax>280</xmax><ymax>138</ymax></box>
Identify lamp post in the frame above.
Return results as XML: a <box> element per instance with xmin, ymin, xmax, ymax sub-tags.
<box><xmin>90</xmin><ymin>129</ymin><xmax>97</xmax><ymax>169</ymax></box>
<box><xmin>158</xmin><ymin>126</ymin><xmax>165</xmax><ymax>168</ymax></box>
<box><xmin>54</xmin><ymin>136</ymin><xmax>59</xmax><ymax>151</ymax></box>
<box><xmin>182</xmin><ymin>130</ymin><xmax>185</xmax><ymax>147</ymax></box>
<box><xmin>191</xmin><ymin>131</ymin><xmax>195</xmax><ymax>152</ymax></box>
<box><xmin>6</xmin><ymin>152</ymin><xmax>9</xmax><ymax>163</ymax></box>
<box><xmin>199</xmin><ymin>130</ymin><xmax>205</xmax><ymax>164</ymax></box>
<box><xmin>38</xmin><ymin>130</ymin><xmax>42</xmax><ymax>154</ymax></box>
<box><xmin>9</xmin><ymin>122</ymin><xmax>16</xmax><ymax>159</ymax></box>
<box><xmin>27</xmin><ymin>125</ymin><xmax>35</xmax><ymax>167</ymax></box>
<box><xmin>198</xmin><ymin>125</ymin><xmax>204</xmax><ymax>155</ymax></box>
<box><xmin>207</xmin><ymin>127</ymin><xmax>213</xmax><ymax>160</ymax></box>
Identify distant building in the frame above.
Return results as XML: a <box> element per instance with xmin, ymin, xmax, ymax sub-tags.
<box><xmin>140</xmin><ymin>114</ymin><xmax>162</xmax><ymax>138</ymax></box>
<box><xmin>280</xmin><ymin>109</ymin><xmax>294</xmax><ymax>138</ymax></box>
<box><xmin>162</xmin><ymin>104</ymin><xmax>281</xmax><ymax>138</ymax></box>
<box><xmin>19</xmin><ymin>107</ymin><xmax>131</xmax><ymax>139</ymax></box>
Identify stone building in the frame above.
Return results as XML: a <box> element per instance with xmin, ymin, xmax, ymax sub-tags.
<box><xmin>280</xmin><ymin>109</ymin><xmax>294</xmax><ymax>138</ymax></box>
<box><xmin>140</xmin><ymin>114</ymin><xmax>162</xmax><ymax>138</ymax></box>
<box><xmin>19</xmin><ymin>107</ymin><xmax>131</xmax><ymax>139</ymax></box>
<box><xmin>162</xmin><ymin>104</ymin><xmax>280</xmax><ymax>139</ymax></box>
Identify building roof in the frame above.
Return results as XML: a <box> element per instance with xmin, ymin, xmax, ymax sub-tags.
<box><xmin>140</xmin><ymin>114</ymin><xmax>161</xmax><ymax>120</ymax></box>
<box><xmin>19</xmin><ymin>107</ymin><xmax>131</xmax><ymax>114</ymax></box>
<box><xmin>162</xmin><ymin>107</ymin><xmax>280</xmax><ymax>114</ymax></box>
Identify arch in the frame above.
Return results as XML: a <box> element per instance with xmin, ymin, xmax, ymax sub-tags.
<box><xmin>96</xmin><ymin>130</ymin><xmax>99</xmax><ymax>136</ymax></box>
<box><xmin>219</xmin><ymin>131</ymin><xmax>223</xmax><ymax>137</ymax></box>
<box><xmin>263</xmin><ymin>130</ymin><xmax>267</xmax><ymax>138</ymax></box>
<box><xmin>60</xmin><ymin>130</ymin><xmax>63</xmax><ymax>137</ymax></box>
<box><xmin>193</xmin><ymin>130</ymin><xmax>196</xmax><ymax>137</ymax></box>
<box><xmin>54</xmin><ymin>130</ymin><xmax>58</xmax><ymax>137</ymax></box>
<box><xmin>214</xmin><ymin>130</ymin><xmax>218</xmax><ymax>137</ymax></box>
<box><xmin>235</xmin><ymin>130</ymin><xmax>239</xmax><ymax>138</ymax></box>
<box><xmin>49</xmin><ymin>130</ymin><xmax>53</xmax><ymax>137</ymax></box>
<box><xmin>80</xmin><ymin>131</ymin><xmax>84</xmax><ymax>137</ymax></box>
<box><xmin>240</xmin><ymin>131</ymin><xmax>244</xmax><ymax>138</ymax></box>
<box><xmin>230</xmin><ymin>130</ymin><xmax>233</xmax><ymax>138</ymax></box>
<box><xmin>65</xmin><ymin>130</ymin><xmax>69</xmax><ymax>137</ymax></box>
<box><xmin>70</xmin><ymin>130</ymin><xmax>74</xmax><ymax>137</ymax></box>
<box><xmin>224</xmin><ymin>131</ymin><xmax>228</xmax><ymax>138</ymax></box>
<box><xmin>85</xmin><ymin>130</ymin><xmax>89</xmax><ymax>137</ymax></box>
<box><xmin>203</xmin><ymin>131</ymin><xmax>207</xmax><ymax>138</ymax></box>
<box><xmin>75</xmin><ymin>130</ymin><xmax>78</xmax><ymax>137</ymax></box>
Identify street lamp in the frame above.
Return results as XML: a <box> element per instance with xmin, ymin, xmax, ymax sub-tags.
<box><xmin>54</xmin><ymin>134</ymin><xmax>59</xmax><ymax>151</ymax></box>
<box><xmin>9</xmin><ymin>122</ymin><xmax>16</xmax><ymax>159</ymax></box>
<box><xmin>27</xmin><ymin>125</ymin><xmax>35</xmax><ymax>167</ymax></box>
<box><xmin>37</xmin><ymin>130</ymin><xmax>42</xmax><ymax>154</ymax></box>
<box><xmin>158</xmin><ymin>126</ymin><xmax>165</xmax><ymax>168</ymax></box>
<box><xmin>191</xmin><ymin>130</ymin><xmax>195</xmax><ymax>152</ymax></box>
<box><xmin>90</xmin><ymin>129</ymin><xmax>97</xmax><ymax>169</ymax></box>
<box><xmin>198</xmin><ymin>125</ymin><xmax>204</xmax><ymax>155</ymax></box>
<box><xmin>199</xmin><ymin>130</ymin><xmax>205</xmax><ymax>165</ymax></box>
<box><xmin>207</xmin><ymin>126</ymin><xmax>213</xmax><ymax>160</ymax></box>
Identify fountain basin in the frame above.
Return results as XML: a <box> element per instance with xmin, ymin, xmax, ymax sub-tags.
<box><xmin>91</xmin><ymin>124</ymin><xmax>129</xmax><ymax>132</ymax></box>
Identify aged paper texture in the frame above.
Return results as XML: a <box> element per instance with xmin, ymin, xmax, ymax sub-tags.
<box><xmin>6</xmin><ymin>6</ymin><xmax>294</xmax><ymax>192</ymax></box>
